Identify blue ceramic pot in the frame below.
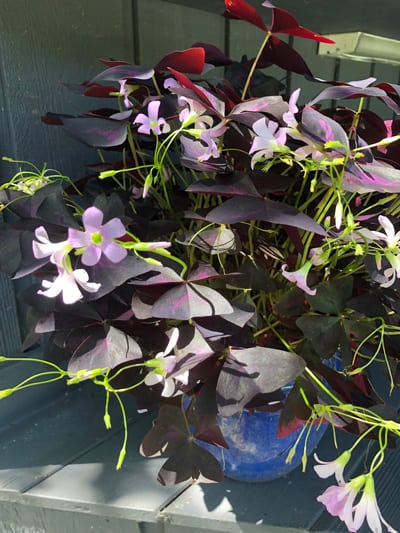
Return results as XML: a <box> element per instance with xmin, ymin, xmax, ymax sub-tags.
<box><xmin>208</xmin><ymin>406</ymin><xmax>327</xmax><ymax>482</ymax></box>
<box><xmin>201</xmin><ymin>356</ymin><xmax>340</xmax><ymax>482</ymax></box>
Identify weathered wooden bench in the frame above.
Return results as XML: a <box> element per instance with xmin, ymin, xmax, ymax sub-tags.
<box><xmin>0</xmin><ymin>357</ymin><xmax>398</xmax><ymax>533</ymax></box>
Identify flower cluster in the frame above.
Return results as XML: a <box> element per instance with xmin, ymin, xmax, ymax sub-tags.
<box><xmin>1</xmin><ymin>1</ymin><xmax>400</xmax><ymax>531</ymax></box>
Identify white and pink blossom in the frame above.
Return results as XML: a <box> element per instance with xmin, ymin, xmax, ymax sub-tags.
<box><xmin>134</xmin><ymin>100</ymin><xmax>170</xmax><ymax>135</ymax></box>
<box><xmin>313</xmin><ymin>451</ymin><xmax>351</xmax><ymax>484</ymax></box>
<box><xmin>281</xmin><ymin>261</ymin><xmax>316</xmax><ymax>296</ymax></box>
<box><xmin>38</xmin><ymin>266</ymin><xmax>101</xmax><ymax>305</ymax></box>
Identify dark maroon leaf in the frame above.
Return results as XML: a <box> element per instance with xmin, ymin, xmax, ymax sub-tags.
<box><xmin>191</xmin><ymin>42</ymin><xmax>232</xmax><ymax>67</ymax></box>
<box><xmin>187</xmin><ymin>262</ymin><xmax>225</xmax><ymax>282</ymax></box>
<box><xmin>224</xmin><ymin>0</ymin><xmax>267</xmax><ymax>32</ymax></box>
<box><xmin>98</xmin><ymin>59</ymin><xmax>130</xmax><ymax>67</ymax></box>
<box><xmin>194</xmin><ymin>415</ymin><xmax>229</xmax><ymax>448</ymax></box>
<box><xmin>140</xmin><ymin>404</ymin><xmax>188</xmax><ymax>457</ymax></box>
<box><xmin>90</xmin><ymin>64</ymin><xmax>154</xmax><ymax>83</ymax></box>
<box><xmin>217</xmin><ymin>347</ymin><xmax>306</xmax><ymax>415</ymax></box>
<box><xmin>157</xmin><ymin>441</ymin><xmax>223</xmax><ymax>485</ymax></box>
<box><xmin>152</xmin><ymin>283</ymin><xmax>233</xmax><ymax>320</ymax></box>
<box><xmin>186</xmin><ymin>172</ymin><xmax>261</xmax><ymax>198</ymax></box>
<box><xmin>257</xmin><ymin>36</ymin><xmax>312</xmax><ymax>77</ymax></box>
<box><xmin>155</xmin><ymin>47</ymin><xmax>205</xmax><ymax>74</ymax></box>
<box><xmin>41</xmin><ymin>112</ymin><xmax>74</xmax><ymax>125</ymax></box>
<box><xmin>62</xmin><ymin>117</ymin><xmax>128</xmax><ymax>147</ymax></box>
<box><xmin>206</xmin><ymin>196</ymin><xmax>325</xmax><ymax>236</ymax></box>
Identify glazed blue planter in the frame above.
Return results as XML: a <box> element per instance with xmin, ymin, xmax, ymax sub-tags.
<box><xmin>202</xmin><ymin>356</ymin><xmax>340</xmax><ymax>482</ymax></box>
<box><xmin>209</xmin><ymin>406</ymin><xmax>327</xmax><ymax>482</ymax></box>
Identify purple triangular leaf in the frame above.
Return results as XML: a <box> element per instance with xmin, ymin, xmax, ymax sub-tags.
<box><xmin>157</xmin><ymin>441</ymin><xmax>223</xmax><ymax>485</ymax></box>
<box><xmin>67</xmin><ymin>325</ymin><xmax>142</xmax><ymax>376</ymax></box>
<box><xmin>152</xmin><ymin>283</ymin><xmax>233</xmax><ymax>320</ymax></box>
<box><xmin>90</xmin><ymin>64</ymin><xmax>154</xmax><ymax>83</ymax></box>
<box><xmin>87</xmin><ymin>255</ymin><xmax>155</xmax><ymax>299</ymax></box>
<box><xmin>62</xmin><ymin>117</ymin><xmax>128</xmax><ymax>147</ymax></box>
<box><xmin>217</xmin><ymin>347</ymin><xmax>306</xmax><ymax>415</ymax></box>
<box><xmin>206</xmin><ymin>196</ymin><xmax>325</xmax><ymax>235</ymax></box>
<box><xmin>140</xmin><ymin>404</ymin><xmax>188</xmax><ymax>457</ymax></box>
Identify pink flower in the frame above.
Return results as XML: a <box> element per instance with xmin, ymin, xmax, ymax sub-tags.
<box><xmin>144</xmin><ymin>328</ymin><xmax>185</xmax><ymax>397</ymax></box>
<box><xmin>353</xmin><ymin>475</ymin><xmax>397</xmax><ymax>533</ymax></box>
<box><xmin>38</xmin><ymin>266</ymin><xmax>101</xmax><ymax>305</ymax></box>
<box><xmin>313</xmin><ymin>451</ymin><xmax>351</xmax><ymax>484</ymax></box>
<box><xmin>317</xmin><ymin>475</ymin><xmax>366</xmax><ymax>531</ymax></box>
<box><xmin>249</xmin><ymin>118</ymin><xmax>287</xmax><ymax>168</ymax></box>
<box><xmin>282</xmin><ymin>88</ymin><xmax>300</xmax><ymax>127</ymax></box>
<box><xmin>68</xmin><ymin>206</ymin><xmax>127</xmax><ymax>266</ymax></box>
<box><xmin>134</xmin><ymin>100</ymin><xmax>170</xmax><ymax>135</ymax></box>
<box><xmin>281</xmin><ymin>261</ymin><xmax>316</xmax><ymax>296</ymax></box>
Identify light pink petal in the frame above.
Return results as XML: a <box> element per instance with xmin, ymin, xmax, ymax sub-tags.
<box><xmin>102</xmin><ymin>241</ymin><xmax>128</xmax><ymax>263</ymax></box>
<box><xmin>62</xmin><ymin>274</ymin><xmax>84</xmax><ymax>304</ymax></box>
<box><xmin>161</xmin><ymin>378</ymin><xmax>176</xmax><ymax>397</ymax></box>
<box><xmin>102</xmin><ymin>218</ymin><xmax>126</xmax><ymax>239</ymax></box>
<box><xmin>68</xmin><ymin>228</ymin><xmax>90</xmax><ymax>248</ymax></box>
<box><xmin>144</xmin><ymin>373</ymin><xmax>163</xmax><ymax>387</ymax></box>
<box><xmin>164</xmin><ymin>328</ymin><xmax>179</xmax><ymax>356</ymax></box>
<box><xmin>82</xmin><ymin>206</ymin><xmax>104</xmax><ymax>233</ymax></box>
<box><xmin>81</xmin><ymin>245</ymin><xmax>102</xmax><ymax>266</ymax></box>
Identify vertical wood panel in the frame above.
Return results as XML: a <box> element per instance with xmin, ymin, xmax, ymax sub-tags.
<box><xmin>0</xmin><ymin>0</ymin><xmax>134</xmax><ymax>179</ymax></box>
<box><xmin>0</xmin><ymin>0</ymin><xmax>135</xmax><ymax>352</ymax></box>
<box><xmin>137</xmin><ymin>0</ymin><xmax>225</xmax><ymax>68</ymax></box>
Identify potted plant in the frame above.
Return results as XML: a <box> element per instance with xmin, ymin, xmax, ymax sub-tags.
<box><xmin>1</xmin><ymin>1</ymin><xmax>400</xmax><ymax>531</ymax></box>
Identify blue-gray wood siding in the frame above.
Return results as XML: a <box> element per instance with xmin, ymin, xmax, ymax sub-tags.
<box><xmin>0</xmin><ymin>0</ymin><xmax>399</xmax><ymax>353</ymax></box>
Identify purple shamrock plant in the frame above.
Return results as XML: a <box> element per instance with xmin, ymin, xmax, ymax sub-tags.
<box><xmin>1</xmin><ymin>1</ymin><xmax>400</xmax><ymax>531</ymax></box>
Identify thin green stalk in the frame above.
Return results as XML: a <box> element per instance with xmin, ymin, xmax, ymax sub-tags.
<box><xmin>241</xmin><ymin>32</ymin><xmax>272</xmax><ymax>99</ymax></box>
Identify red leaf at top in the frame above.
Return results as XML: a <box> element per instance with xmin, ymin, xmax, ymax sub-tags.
<box><xmin>155</xmin><ymin>47</ymin><xmax>205</xmax><ymax>75</ymax></box>
<box><xmin>262</xmin><ymin>2</ymin><xmax>335</xmax><ymax>44</ymax></box>
<box><xmin>224</xmin><ymin>0</ymin><xmax>267</xmax><ymax>32</ymax></box>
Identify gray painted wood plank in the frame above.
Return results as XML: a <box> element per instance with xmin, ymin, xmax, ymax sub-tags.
<box><xmin>25</xmin><ymin>415</ymin><xmax>189</xmax><ymax>523</ymax></box>
<box><xmin>0</xmin><ymin>379</ymin><xmax>138</xmax><ymax>495</ymax></box>
<box><xmin>0</xmin><ymin>501</ymin><xmax>163</xmax><ymax>533</ymax></box>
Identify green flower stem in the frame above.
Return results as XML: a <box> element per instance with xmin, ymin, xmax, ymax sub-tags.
<box><xmin>111</xmin><ymin>389</ymin><xmax>129</xmax><ymax>470</ymax></box>
<box><xmin>241</xmin><ymin>31</ymin><xmax>272</xmax><ymax>100</ymax></box>
<box><xmin>304</xmin><ymin>366</ymin><xmax>343</xmax><ymax>405</ymax></box>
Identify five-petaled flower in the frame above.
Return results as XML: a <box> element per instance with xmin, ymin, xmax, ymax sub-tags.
<box><xmin>134</xmin><ymin>100</ymin><xmax>171</xmax><ymax>135</ymax></box>
<box><xmin>68</xmin><ymin>206</ymin><xmax>127</xmax><ymax>266</ymax></box>
<box><xmin>249</xmin><ymin>118</ymin><xmax>287</xmax><ymax>168</ymax></box>
<box><xmin>144</xmin><ymin>328</ymin><xmax>189</xmax><ymax>397</ymax></box>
